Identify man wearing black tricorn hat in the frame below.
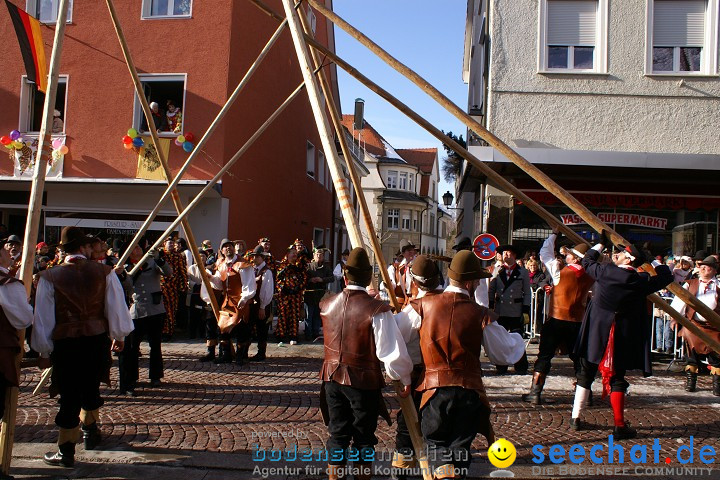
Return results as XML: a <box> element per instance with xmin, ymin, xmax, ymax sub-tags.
<box><xmin>570</xmin><ymin>232</ymin><xmax>673</xmax><ymax>439</ymax></box>
<box><xmin>319</xmin><ymin>247</ymin><xmax>412</xmax><ymax>480</ymax></box>
<box><xmin>488</xmin><ymin>243</ymin><xmax>531</xmax><ymax>374</ymax></box>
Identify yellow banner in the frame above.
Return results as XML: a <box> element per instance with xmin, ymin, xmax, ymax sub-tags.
<box><xmin>136</xmin><ymin>137</ymin><xmax>170</xmax><ymax>181</ymax></box>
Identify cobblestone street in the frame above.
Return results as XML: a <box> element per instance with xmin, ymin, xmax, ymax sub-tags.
<box><xmin>8</xmin><ymin>339</ymin><xmax>720</xmax><ymax>479</ymax></box>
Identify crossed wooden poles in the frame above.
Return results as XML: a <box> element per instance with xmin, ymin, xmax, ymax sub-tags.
<box><xmin>3</xmin><ymin>0</ymin><xmax>720</xmax><ymax>476</ymax></box>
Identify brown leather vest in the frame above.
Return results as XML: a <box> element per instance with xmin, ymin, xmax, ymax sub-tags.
<box><xmin>0</xmin><ymin>272</ymin><xmax>22</xmax><ymax>386</ymax></box>
<box><xmin>221</xmin><ymin>261</ymin><xmax>252</xmax><ymax>320</ymax></box>
<box><xmin>319</xmin><ymin>289</ymin><xmax>391</xmax><ymax>389</ymax></box>
<box><xmin>684</xmin><ymin>278</ymin><xmax>720</xmax><ymax>322</ymax></box>
<box><xmin>395</xmin><ymin>263</ymin><xmax>419</xmax><ymax>307</ymax></box>
<box><xmin>412</xmin><ymin>291</ymin><xmax>492</xmax><ymax>393</ymax></box>
<box><xmin>40</xmin><ymin>259</ymin><xmax>111</xmax><ymax>340</ymax></box>
<box><xmin>548</xmin><ymin>266</ymin><xmax>595</xmax><ymax>322</ymax></box>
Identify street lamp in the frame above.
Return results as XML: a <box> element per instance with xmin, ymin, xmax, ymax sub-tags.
<box><xmin>442</xmin><ymin>191</ymin><xmax>461</xmax><ymax>210</ymax></box>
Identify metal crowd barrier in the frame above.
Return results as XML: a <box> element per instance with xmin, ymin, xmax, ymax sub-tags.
<box><xmin>526</xmin><ymin>287</ymin><xmax>548</xmax><ymax>342</ymax></box>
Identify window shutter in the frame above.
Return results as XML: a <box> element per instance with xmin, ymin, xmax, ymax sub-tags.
<box><xmin>547</xmin><ymin>0</ymin><xmax>597</xmax><ymax>46</ymax></box>
<box><xmin>653</xmin><ymin>0</ymin><xmax>706</xmax><ymax>47</ymax></box>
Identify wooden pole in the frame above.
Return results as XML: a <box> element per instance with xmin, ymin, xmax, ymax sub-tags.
<box><xmin>129</xmin><ymin>83</ymin><xmax>306</xmax><ymax>275</ymax></box>
<box><xmin>105</xmin><ymin>0</ymin><xmax>220</xmax><ymax>321</ymax></box>
<box><xmin>0</xmin><ymin>0</ymin><xmax>71</xmax><ymax>473</ymax></box>
<box><xmin>280</xmin><ymin>0</ymin><xmax>364</xmax><ymax>250</ymax></box>
<box><xmin>295</xmin><ymin>4</ymin><xmax>400</xmax><ymax>311</ymax></box>
<box><xmin>116</xmin><ymin>19</ymin><xmax>288</xmax><ymax>269</ymax></box>
<box><xmin>304</xmin><ymin>0</ymin><xmax>720</xmax><ymax>332</ymax></box>
<box><xmin>648</xmin><ymin>294</ymin><xmax>720</xmax><ymax>355</ymax></box>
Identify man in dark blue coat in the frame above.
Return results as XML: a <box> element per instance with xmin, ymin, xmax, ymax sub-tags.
<box><xmin>571</xmin><ymin>233</ymin><xmax>673</xmax><ymax>439</ymax></box>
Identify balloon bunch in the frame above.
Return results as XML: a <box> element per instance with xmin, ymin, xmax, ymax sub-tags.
<box><xmin>51</xmin><ymin>138</ymin><xmax>69</xmax><ymax>159</ymax></box>
<box><xmin>122</xmin><ymin>128</ymin><xmax>144</xmax><ymax>149</ymax></box>
<box><xmin>174</xmin><ymin>132</ymin><xmax>195</xmax><ymax>153</ymax></box>
<box><xmin>1</xmin><ymin>130</ymin><xmax>26</xmax><ymax>150</ymax></box>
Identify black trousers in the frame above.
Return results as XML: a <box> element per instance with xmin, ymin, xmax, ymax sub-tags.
<box><xmin>420</xmin><ymin>387</ymin><xmax>489</xmax><ymax>472</ymax></box>
<box><xmin>118</xmin><ymin>314</ymin><xmax>164</xmax><ymax>390</ymax></box>
<box><xmin>52</xmin><ymin>334</ymin><xmax>109</xmax><ymax>429</ymax></box>
<box><xmin>395</xmin><ymin>367</ymin><xmax>423</xmax><ymax>457</ymax></box>
<box><xmin>687</xmin><ymin>348</ymin><xmax>720</xmax><ymax>368</ymax></box>
<box><xmin>534</xmin><ymin>317</ymin><xmax>582</xmax><ymax>375</ymax></box>
<box><xmin>496</xmin><ymin>316</ymin><xmax>529</xmax><ymax>372</ymax></box>
<box><xmin>242</xmin><ymin>304</ymin><xmax>271</xmax><ymax>345</ymax></box>
<box><xmin>0</xmin><ymin>376</ymin><xmax>8</xmax><ymax>420</ymax></box>
<box><xmin>576</xmin><ymin>357</ymin><xmax>628</xmax><ymax>392</ymax></box>
<box><xmin>204</xmin><ymin>308</ymin><xmax>218</xmax><ymax>342</ymax></box>
<box><xmin>324</xmin><ymin>381</ymin><xmax>380</xmax><ymax>466</ymax></box>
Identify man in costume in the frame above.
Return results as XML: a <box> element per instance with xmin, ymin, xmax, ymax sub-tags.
<box><xmin>304</xmin><ymin>246</ymin><xmax>334</xmax><ymax>341</ymax></box>
<box><xmin>320</xmin><ymin>247</ymin><xmax>412</xmax><ymax>480</ymax></box>
<box><xmin>670</xmin><ymin>255</ymin><xmax>720</xmax><ymax>396</ymax></box>
<box><xmin>243</xmin><ymin>246</ymin><xmax>274</xmax><ymax>362</ymax></box>
<box><xmin>488</xmin><ymin>244</ymin><xmax>531</xmax><ymax>374</ymax></box>
<box><xmin>332</xmin><ymin>249</ymin><xmax>350</xmax><ymax>293</ymax></box>
<box><xmin>160</xmin><ymin>237</ymin><xmax>188</xmax><ymax>339</ymax></box>
<box><xmin>393</xmin><ymin>240</ymin><xmax>418</xmax><ymax>308</ymax></box>
<box><xmin>452</xmin><ymin>236</ymin><xmax>490</xmax><ymax>307</ymax></box>
<box><xmin>571</xmin><ymin>234</ymin><xmax>673</xmax><ymax>439</ymax></box>
<box><xmin>396</xmin><ymin>251</ymin><xmax>525</xmax><ymax>479</ymax></box>
<box><xmin>522</xmin><ymin>229</ymin><xmax>594</xmax><ymax>404</ymax></box>
<box><xmin>32</xmin><ymin>227</ymin><xmax>134</xmax><ymax>467</ymax></box>
<box><xmin>207</xmin><ymin>239</ymin><xmax>256</xmax><ymax>364</ymax></box>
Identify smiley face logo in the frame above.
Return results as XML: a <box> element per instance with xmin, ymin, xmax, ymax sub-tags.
<box><xmin>488</xmin><ymin>438</ymin><xmax>516</xmax><ymax>469</ymax></box>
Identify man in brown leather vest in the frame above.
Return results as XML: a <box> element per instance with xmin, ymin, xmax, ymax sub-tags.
<box><xmin>523</xmin><ymin>230</ymin><xmax>594</xmax><ymax>405</ymax></box>
<box><xmin>670</xmin><ymin>255</ymin><xmax>720</xmax><ymax>396</ymax></box>
<box><xmin>32</xmin><ymin>227</ymin><xmax>134</xmax><ymax>468</ymax></box>
<box><xmin>319</xmin><ymin>247</ymin><xmax>412</xmax><ymax>480</ymax></box>
<box><xmin>391</xmin><ymin>255</ymin><xmax>442</xmax><ymax>480</ymax></box>
<box><xmin>399</xmin><ymin>250</ymin><xmax>525</xmax><ymax>480</ymax></box>
<box><xmin>0</xmin><ymin>236</ymin><xmax>33</xmax><ymax>479</ymax></box>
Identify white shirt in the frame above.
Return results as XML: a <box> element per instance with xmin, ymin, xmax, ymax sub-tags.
<box><xmin>398</xmin><ymin>258</ymin><xmax>413</xmax><ymax>294</ymax></box>
<box><xmin>396</xmin><ymin>285</ymin><xmax>525</xmax><ymax>366</ymax></box>
<box><xmin>201</xmin><ymin>255</ymin><xmax>256</xmax><ymax>306</ymax></box>
<box><xmin>671</xmin><ymin>278</ymin><xmax>719</xmax><ymax>323</ymax></box>
<box><xmin>183</xmin><ymin>249</ymin><xmax>194</xmax><ymax>267</ymax></box>
<box><xmin>0</xmin><ymin>266</ymin><xmax>33</xmax><ymax>330</ymax></box>
<box><xmin>474</xmin><ymin>278</ymin><xmax>489</xmax><ymax>307</ymax></box>
<box><xmin>387</xmin><ymin>264</ymin><xmax>398</xmax><ymax>288</ymax></box>
<box><xmin>254</xmin><ymin>261</ymin><xmax>274</xmax><ymax>309</ymax></box>
<box><xmin>32</xmin><ymin>255</ymin><xmax>134</xmax><ymax>356</ymax></box>
<box><xmin>333</xmin><ymin>262</ymin><xmax>344</xmax><ymax>281</ymax></box>
<box><xmin>395</xmin><ymin>288</ymin><xmax>440</xmax><ymax>364</ymax></box>
<box><xmin>540</xmin><ymin>233</ymin><xmax>562</xmax><ymax>286</ymax></box>
<box><xmin>345</xmin><ymin>285</ymin><xmax>413</xmax><ymax>385</ymax></box>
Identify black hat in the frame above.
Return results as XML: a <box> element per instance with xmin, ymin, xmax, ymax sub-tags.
<box><xmin>399</xmin><ymin>239</ymin><xmax>417</xmax><ymax>253</ymax></box>
<box><xmin>343</xmin><ymin>247</ymin><xmax>373</xmax><ymax>286</ymax></box>
<box><xmin>448</xmin><ymin>251</ymin><xmax>491</xmax><ymax>281</ymax></box>
<box><xmin>220</xmin><ymin>238</ymin><xmax>233</xmax><ymax>249</ymax></box>
<box><xmin>6</xmin><ymin>234</ymin><xmax>21</xmax><ymax>245</ymax></box>
<box><xmin>452</xmin><ymin>237</ymin><xmax>472</xmax><ymax>251</ymax></box>
<box><xmin>497</xmin><ymin>244</ymin><xmax>523</xmax><ymax>258</ymax></box>
<box><xmin>698</xmin><ymin>256</ymin><xmax>719</xmax><ymax>270</ymax></box>
<box><xmin>60</xmin><ymin>226</ymin><xmax>93</xmax><ymax>252</ymax></box>
<box><xmin>694</xmin><ymin>250</ymin><xmax>708</xmax><ymax>261</ymax></box>
<box><xmin>250</xmin><ymin>245</ymin><xmax>267</xmax><ymax>257</ymax></box>
<box><xmin>410</xmin><ymin>255</ymin><xmax>441</xmax><ymax>290</ymax></box>
<box><xmin>619</xmin><ymin>243</ymin><xmax>646</xmax><ymax>268</ymax></box>
<box><xmin>341</xmin><ymin>249</ymin><xmax>350</xmax><ymax>256</ymax></box>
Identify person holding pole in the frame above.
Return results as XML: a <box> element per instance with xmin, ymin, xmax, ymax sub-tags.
<box><xmin>319</xmin><ymin>247</ymin><xmax>412</xmax><ymax>480</ymax></box>
<box><xmin>0</xmin><ymin>236</ymin><xmax>33</xmax><ymax>478</ymax></box>
<box><xmin>32</xmin><ymin>227</ymin><xmax>133</xmax><ymax>467</ymax></box>
<box><xmin>669</xmin><ymin>255</ymin><xmax>720</xmax><ymax>396</ymax></box>
<box><xmin>571</xmin><ymin>233</ymin><xmax>673</xmax><ymax>439</ymax></box>
<box><xmin>396</xmin><ymin>251</ymin><xmax>524</xmax><ymax>479</ymax></box>
<box><xmin>522</xmin><ymin>229</ymin><xmax>594</xmax><ymax>405</ymax></box>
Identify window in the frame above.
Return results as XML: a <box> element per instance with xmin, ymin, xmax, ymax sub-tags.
<box><xmin>306</xmin><ymin>142</ymin><xmax>316</xmax><ymax>178</ymax></box>
<box><xmin>648</xmin><ymin>0</ymin><xmax>718</xmax><ymax>74</ymax></box>
<box><xmin>27</xmin><ymin>0</ymin><xmax>73</xmax><ymax>24</ymax></box>
<box><xmin>388</xmin><ymin>209</ymin><xmax>399</xmax><ymax>230</ymax></box>
<box><xmin>142</xmin><ymin>0</ymin><xmax>192</xmax><ymax>18</ymax></box>
<box><xmin>430</xmin><ymin>213</ymin><xmax>436</xmax><ymax>235</ymax></box>
<box><xmin>539</xmin><ymin>0</ymin><xmax>608</xmax><ymax>73</ymax></box>
<box><xmin>432</xmin><ymin>181</ymin><xmax>436</xmax><ymax>200</ymax></box>
<box><xmin>134</xmin><ymin>74</ymin><xmax>186</xmax><ymax>135</ymax></box>
<box><xmin>318</xmin><ymin>151</ymin><xmax>325</xmax><ymax>185</ymax></box>
<box><xmin>399</xmin><ymin>171</ymin><xmax>408</xmax><ymax>190</ymax></box>
<box><xmin>313</xmin><ymin>228</ymin><xmax>324</xmax><ymax>247</ymax></box>
<box><xmin>387</xmin><ymin>170</ymin><xmax>398</xmax><ymax>189</ymax></box>
<box><xmin>402</xmin><ymin>213</ymin><xmax>411</xmax><ymax>230</ymax></box>
<box><xmin>413</xmin><ymin>212</ymin><xmax>418</xmax><ymax>231</ymax></box>
<box><xmin>20</xmin><ymin>75</ymin><xmax>68</xmax><ymax>133</ymax></box>
<box><xmin>409</xmin><ymin>175</ymin><xmax>414</xmax><ymax>193</ymax></box>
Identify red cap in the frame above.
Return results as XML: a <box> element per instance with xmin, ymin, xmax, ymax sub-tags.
<box><xmin>36</xmin><ymin>242</ymin><xmax>47</xmax><ymax>249</ymax></box>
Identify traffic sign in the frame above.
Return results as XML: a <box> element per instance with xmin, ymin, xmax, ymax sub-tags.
<box><xmin>473</xmin><ymin>233</ymin><xmax>499</xmax><ymax>260</ymax></box>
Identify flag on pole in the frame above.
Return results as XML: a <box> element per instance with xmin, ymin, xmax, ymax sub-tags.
<box><xmin>4</xmin><ymin>0</ymin><xmax>48</xmax><ymax>92</ymax></box>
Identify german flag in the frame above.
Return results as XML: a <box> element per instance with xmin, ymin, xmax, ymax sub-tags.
<box><xmin>4</xmin><ymin>0</ymin><xmax>47</xmax><ymax>92</ymax></box>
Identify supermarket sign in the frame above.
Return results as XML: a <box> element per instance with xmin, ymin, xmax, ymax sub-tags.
<box><xmin>561</xmin><ymin>213</ymin><xmax>667</xmax><ymax>230</ymax></box>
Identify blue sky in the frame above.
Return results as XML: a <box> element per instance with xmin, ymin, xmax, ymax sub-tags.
<box><xmin>332</xmin><ymin>0</ymin><xmax>468</xmax><ymax>203</ymax></box>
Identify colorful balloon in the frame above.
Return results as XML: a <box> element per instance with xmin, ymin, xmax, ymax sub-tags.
<box><xmin>127</xmin><ymin>128</ymin><xmax>138</xmax><ymax>138</ymax></box>
<box><xmin>184</xmin><ymin>132</ymin><xmax>194</xmax><ymax>143</ymax></box>
<box><xmin>122</xmin><ymin>135</ymin><xmax>133</xmax><ymax>145</ymax></box>
<box><xmin>0</xmin><ymin>136</ymin><xmax>10</xmax><ymax>146</ymax></box>
<box><xmin>123</xmin><ymin>143</ymin><xmax>133</xmax><ymax>150</ymax></box>
<box><xmin>132</xmin><ymin>137</ymin><xmax>144</xmax><ymax>148</ymax></box>
<box><xmin>52</xmin><ymin>138</ymin><xmax>63</xmax><ymax>150</ymax></box>
<box><xmin>9</xmin><ymin>130</ymin><xmax>20</xmax><ymax>141</ymax></box>
<box><xmin>177</xmin><ymin>135</ymin><xmax>185</xmax><ymax>144</ymax></box>
<box><xmin>182</xmin><ymin>141</ymin><xmax>194</xmax><ymax>153</ymax></box>
<box><xmin>4</xmin><ymin>144</ymin><xmax>12</xmax><ymax>150</ymax></box>
<box><xmin>174</xmin><ymin>138</ymin><xmax>183</xmax><ymax>146</ymax></box>
<box><xmin>58</xmin><ymin>145</ymin><xmax>69</xmax><ymax>155</ymax></box>
<box><xmin>12</xmin><ymin>141</ymin><xmax>23</xmax><ymax>149</ymax></box>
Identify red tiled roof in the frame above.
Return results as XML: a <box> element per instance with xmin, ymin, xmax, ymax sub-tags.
<box><xmin>397</xmin><ymin>148</ymin><xmax>436</xmax><ymax>174</ymax></box>
<box><xmin>341</xmin><ymin>114</ymin><xmax>393</xmax><ymax>158</ymax></box>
